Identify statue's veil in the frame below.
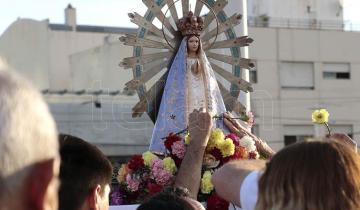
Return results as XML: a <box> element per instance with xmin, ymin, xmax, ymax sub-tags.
<box><xmin>149</xmin><ymin>37</ymin><xmax>227</xmax><ymax>154</ymax></box>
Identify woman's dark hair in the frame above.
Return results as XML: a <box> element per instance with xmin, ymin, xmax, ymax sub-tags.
<box><xmin>256</xmin><ymin>140</ymin><xmax>360</xmax><ymax>210</ymax></box>
<box><xmin>137</xmin><ymin>187</ymin><xmax>202</xmax><ymax>210</ymax></box>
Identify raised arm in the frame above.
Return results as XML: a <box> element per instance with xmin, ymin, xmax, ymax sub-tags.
<box><xmin>174</xmin><ymin>109</ymin><xmax>212</xmax><ymax>199</ymax></box>
<box><xmin>212</xmin><ymin>160</ymin><xmax>265</xmax><ymax>207</ymax></box>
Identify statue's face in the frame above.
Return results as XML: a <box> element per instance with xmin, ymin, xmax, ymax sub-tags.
<box><xmin>187</xmin><ymin>36</ymin><xmax>199</xmax><ymax>54</ymax></box>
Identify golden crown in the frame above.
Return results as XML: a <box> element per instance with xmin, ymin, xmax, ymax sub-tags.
<box><xmin>177</xmin><ymin>11</ymin><xmax>204</xmax><ymax>36</ymax></box>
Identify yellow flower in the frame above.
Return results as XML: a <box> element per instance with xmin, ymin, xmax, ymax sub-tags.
<box><xmin>201</xmin><ymin>171</ymin><xmax>214</xmax><ymax>194</ymax></box>
<box><xmin>185</xmin><ymin>133</ymin><xmax>190</xmax><ymax>145</ymax></box>
<box><xmin>207</xmin><ymin>128</ymin><xmax>224</xmax><ymax>150</ymax></box>
<box><xmin>312</xmin><ymin>109</ymin><xmax>329</xmax><ymax>124</ymax></box>
<box><xmin>219</xmin><ymin>138</ymin><xmax>235</xmax><ymax>157</ymax></box>
<box><xmin>163</xmin><ymin>157</ymin><xmax>177</xmax><ymax>174</ymax></box>
<box><xmin>142</xmin><ymin>151</ymin><xmax>158</xmax><ymax>167</ymax></box>
<box><xmin>117</xmin><ymin>164</ymin><xmax>130</xmax><ymax>183</ymax></box>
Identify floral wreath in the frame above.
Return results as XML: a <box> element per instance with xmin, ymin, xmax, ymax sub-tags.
<box><xmin>111</xmin><ymin>122</ymin><xmax>260</xmax><ymax>210</ymax></box>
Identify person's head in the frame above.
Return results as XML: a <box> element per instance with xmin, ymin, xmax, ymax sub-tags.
<box><xmin>0</xmin><ymin>68</ymin><xmax>59</xmax><ymax>210</ymax></box>
<box><xmin>328</xmin><ymin>133</ymin><xmax>357</xmax><ymax>152</ymax></box>
<box><xmin>59</xmin><ymin>134</ymin><xmax>113</xmax><ymax>210</ymax></box>
<box><xmin>187</xmin><ymin>35</ymin><xmax>201</xmax><ymax>55</ymax></box>
<box><xmin>137</xmin><ymin>187</ymin><xmax>205</xmax><ymax>210</ymax></box>
<box><xmin>256</xmin><ymin>140</ymin><xmax>360</xmax><ymax>210</ymax></box>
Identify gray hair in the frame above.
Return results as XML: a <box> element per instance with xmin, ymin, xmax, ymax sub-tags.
<box><xmin>0</xmin><ymin>66</ymin><xmax>58</xmax><ymax>196</ymax></box>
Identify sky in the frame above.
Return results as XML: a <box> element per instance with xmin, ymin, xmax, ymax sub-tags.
<box><xmin>1</xmin><ymin>0</ymin><xmax>360</xmax><ymax>35</ymax></box>
<box><xmin>0</xmin><ymin>0</ymin><xmax>148</xmax><ymax>35</ymax></box>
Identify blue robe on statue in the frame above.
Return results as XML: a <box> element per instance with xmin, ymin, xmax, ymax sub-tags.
<box><xmin>149</xmin><ymin>38</ymin><xmax>227</xmax><ymax>154</ymax></box>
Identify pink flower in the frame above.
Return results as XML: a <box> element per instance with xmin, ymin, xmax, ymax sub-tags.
<box><xmin>247</xmin><ymin>111</ymin><xmax>255</xmax><ymax>128</ymax></box>
<box><xmin>126</xmin><ymin>174</ymin><xmax>140</xmax><ymax>192</ymax></box>
<box><xmin>225</xmin><ymin>133</ymin><xmax>240</xmax><ymax>146</ymax></box>
<box><xmin>154</xmin><ymin>169</ymin><xmax>173</xmax><ymax>185</ymax></box>
<box><xmin>151</xmin><ymin>159</ymin><xmax>173</xmax><ymax>185</ymax></box>
<box><xmin>171</xmin><ymin>141</ymin><xmax>186</xmax><ymax>159</ymax></box>
<box><xmin>164</xmin><ymin>133</ymin><xmax>182</xmax><ymax>152</ymax></box>
<box><xmin>151</xmin><ymin>159</ymin><xmax>164</xmax><ymax>171</ymax></box>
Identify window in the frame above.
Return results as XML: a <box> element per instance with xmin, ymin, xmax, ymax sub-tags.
<box><xmin>280</xmin><ymin>62</ymin><xmax>314</xmax><ymax>89</ymax></box>
<box><xmin>249</xmin><ymin>61</ymin><xmax>257</xmax><ymax>83</ymax></box>
<box><xmin>251</xmin><ymin>124</ymin><xmax>259</xmax><ymax>136</ymax></box>
<box><xmin>283</xmin><ymin>125</ymin><xmax>313</xmax><ymax>146</ymax></box>
<box><xmin>284</xmin><ymin>135</ymin><xmax>312</xmax><ymax>146</ymax></box>
<box><xmin>323</xmin><ymin>63</ymin><xmax>350</xmax><ymax>79</ymax></box>
<box><xmin>283</xmin><ymin>124</ymin><xmax>353</xmax><ymax>146</ymax></box>
<box><xmin>249</xmin><ymin>69</ymin><xmax>257</xmax><ymax>83</ymax></box>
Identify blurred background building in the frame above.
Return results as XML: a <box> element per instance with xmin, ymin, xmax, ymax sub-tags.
<box><xmin>0</xmin><ymin>0</ymin><xmax>359</xmax><ymax>160</ymax></box>
<box><xmin>247</xmin><ymin>0</ymin><xmax>360</xmax><ymax>150</ymax></box>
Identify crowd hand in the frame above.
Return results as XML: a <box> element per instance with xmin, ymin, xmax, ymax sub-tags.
<box><xmin>188</xmin><ymin>108</ymin><xmax>212</xmax><ymax>149</ymax></box>
<box><xmin>223</xmin><ymin>112</ymin><xmax>275</xmax><ymax>159</ymax></box>
<box><xmin>328</xmin><ymin>133</ymin><xmax>358</xmax><ymax>152</ymax></box>
<box><xmin>175</xmin><ymin>108</ymin><xmax>212</xmax><ymax>199</ymax></box>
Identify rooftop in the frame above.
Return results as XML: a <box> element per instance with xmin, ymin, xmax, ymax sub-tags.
<box><xmin>48</xmin><ymin>23</ymin><xmax>137</xmax><ymax>34</ymax></box>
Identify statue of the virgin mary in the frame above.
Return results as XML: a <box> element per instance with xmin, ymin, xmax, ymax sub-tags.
<box><xmin>119</xmin><ymin>1</ymin><xmax>255</xmax><ymax>155</ymax></box>
<box><xmin>149</xmin><ymin>12</ymin><xmax>227</xmax><ymax>154</ymax></box>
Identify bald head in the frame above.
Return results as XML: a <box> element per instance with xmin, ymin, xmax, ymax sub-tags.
<box><xmin>0</xmin><ymin>67</ymin><xmax>59</xmax><ymax>210</ymax></box>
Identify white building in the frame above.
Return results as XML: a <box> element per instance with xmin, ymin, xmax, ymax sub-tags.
<box><xmin>248</xmin><ymin>0</ymin><xmax>344</xmax><ymax>30</ymax></box>
<box><xmin>0</xmin><ymin>5</ymin><xmax>153</xmax><ymax>159</ymax></box>
<box><xmin>1</xmin><ymin>1</ymin><xmax>359</xmax><ymax>156</ymax></box>
<box><xmin>249</xmin><ymin>26</ymin><xmax>360</xmax><ymax>150</ymax></box>
<box><xmin>247</xmin><ymin>0</ymin><xmax>360</xmax><ymax>150</ymax></box>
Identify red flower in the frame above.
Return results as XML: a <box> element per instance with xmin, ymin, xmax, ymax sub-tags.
<box><xmin>147</xmin><ymin>182</ymin><xmax>163</xmax><ymax>196</ymax></box>
<box><xmin>120</xmin><ymin>186</ymin><xmax>140</xmax><ymax>204</ymax></box>
<box><xmin>164</xmin><ymin>133</ymin><xmax>182</xmax><ymax>152</ymax></box>
<box><xmin>170</xmin><ymin>154</ymin><xmax>183</xmax><ymax>168</ymax></box>
<box><xmin>222</xmin><ymin>146</ymin><xmax>249</xmax><ymax>164</ymax></box>
<box><xmin>249</xmin><ymin>151</ymin><xmax>258</xmax><ymax>159</ymax></box>
<box><xmin>207</xmin><ymin>193</ymin><xmax>229</xmax><ymax>210</ymax></box>
<box><xmin>209</xmin><ymin>148</ymin><xmax>223</xmax><ymax>161</ymax></box>
<box><xmin>128</xmin><ymin>155</ymin><xmax>145</xmax><ymax>171</ymax></box>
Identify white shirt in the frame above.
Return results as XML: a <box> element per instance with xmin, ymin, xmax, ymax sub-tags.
<box><xmin>239</xmin><ymin>171</ymin><xmax>261</xmax><ymax>210</ymax></box>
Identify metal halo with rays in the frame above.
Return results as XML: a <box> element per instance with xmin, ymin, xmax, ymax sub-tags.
<box><xmin>161</xmin><ymin>0</ymin><xmax>219</xmax><ymax>50</ymax></box>
<box><xmin>119</xmin><ymin>0</ymin><xmax>255</xmax><ymax>123</ymax></box>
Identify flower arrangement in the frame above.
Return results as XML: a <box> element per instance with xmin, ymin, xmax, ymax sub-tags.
<box><xmin>111</xmin><ymin>154</ymin><xmax>176</xmax><ymax>204</ymax></box>
<box><xmin>312</xmin><ymin>109</ymin><xmax>331</xmax><ymax>135</ymax></box>
<box><xmin>111</xmin><ymin>128</ymin><xmax>259</xmax><ymax>209</ymax></box>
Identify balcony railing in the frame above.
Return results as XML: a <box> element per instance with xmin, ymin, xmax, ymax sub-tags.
<box><xmin>248</xmin><ymin>16</ymin><xmax>360</xmax><ymax>32</ymax></box>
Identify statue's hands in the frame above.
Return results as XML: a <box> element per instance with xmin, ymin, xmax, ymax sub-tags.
<box><xmin>188</xmin><ymin>108</ymin><xmax>212</xmax><ymax>149</ymax></box>
<box><xmin>224</xmin><ymin>112</ymin><xmax>275</xmax><ymax>159</ymax></box>
<box><xmin>223</xmin><ymin>112</ymin><xmax>247</xmax><ymax>138</ymax></box>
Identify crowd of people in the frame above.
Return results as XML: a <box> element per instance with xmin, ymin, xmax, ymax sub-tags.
<box><xmin>1</xmin><ymin>66</ymin><xmax>360</xmax><ymax>210</ymax></box>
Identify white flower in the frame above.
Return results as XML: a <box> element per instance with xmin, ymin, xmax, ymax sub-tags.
<box><xmin>239</xmin><ymin>135</ymin><xmax>256</xmax><ymax>152</ymax></box>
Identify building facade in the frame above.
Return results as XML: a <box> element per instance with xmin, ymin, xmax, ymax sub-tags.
<box><xmin>248</xmin><ymin>0</ymin><xmax>344</xmax><ymax>30</ymax></box>
<box><xmin>0</xmin><ymin>5</ymin><xmax>152</xmax><ymax>158</ymax></box>
<box><xmin>249</xmin><ymin>26</ymin><xmax>360</xmax><ymax>150</ymax></box>
<box><xmin>246</xmin><ymin>0</ymin><xmax>359</xmax><ymax>150</ymax></box>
